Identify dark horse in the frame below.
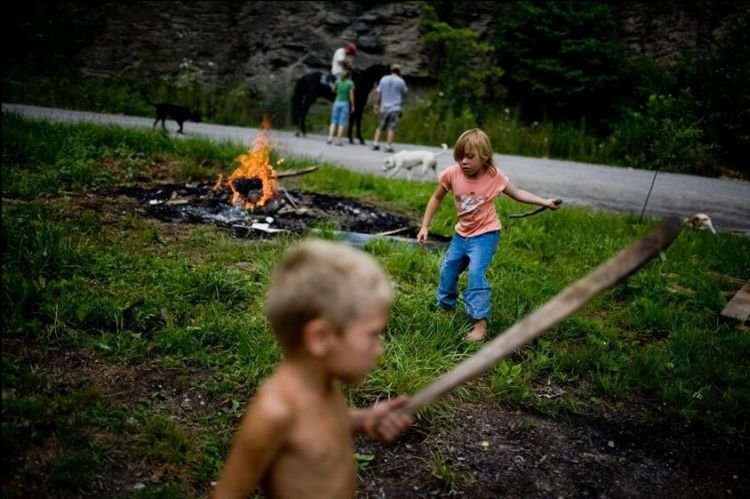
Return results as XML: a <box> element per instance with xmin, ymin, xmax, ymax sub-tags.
<box><xmin>291</xmin><ymin>64</ymin><xmax>390</xmax><ymax>144</ymax></box>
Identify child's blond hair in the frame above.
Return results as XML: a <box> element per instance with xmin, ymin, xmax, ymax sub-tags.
<box><xmin>453</xmin><ymin>128</ymin><xmax>497</xmax><ymax>175</ymax></box>
<box><xmin>265</xmin><ymin>239</ymin><xmax>393</xmax><ymax>350</ymax></box>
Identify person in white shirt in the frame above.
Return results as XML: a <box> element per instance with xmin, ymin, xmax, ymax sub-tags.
<box><xmin>331</xmin><ymin>42</ymin><xmax>357</xmax><ymax>83</ymax></box>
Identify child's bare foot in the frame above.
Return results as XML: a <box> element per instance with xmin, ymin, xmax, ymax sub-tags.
<box><xmin>464</xmin><ymin>320</ymin><xmax>487</xmax><ymax>342</ymax></box>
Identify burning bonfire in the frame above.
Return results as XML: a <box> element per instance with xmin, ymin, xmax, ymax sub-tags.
<box><xmin>128</xmin><ymin>116</ymin><xmax>415</xmax><ymax>236</ymax></box>
<box><xmin>213</xmin><ymin>116</ymin><xmax>284</xmax><ymax>210</ymax></box>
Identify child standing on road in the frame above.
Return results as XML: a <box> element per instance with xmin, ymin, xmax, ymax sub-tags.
<box><xmin>417</xmin><ymin>129</ymin><xmax>559</xmax><ymax>342</ymax></box>
<box><xmin>327</xmin><ymin>70</ymin><xmax>355</xmax><ymax>146</ymax></box>
<box><xmin>212</xmin><ymin>239</ymin><xmax>413</xmax><ymax>499</ymax></box>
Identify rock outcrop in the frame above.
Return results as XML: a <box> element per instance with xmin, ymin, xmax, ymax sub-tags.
<box><xmin>77</xmin><ymin>2</ymin><xmax>434</xmax><ymax>90</ymax></box>
<box><xmin>13</xmin><ymin>1</ymin><xmax>746</xmax><ymax>91</ymax></box>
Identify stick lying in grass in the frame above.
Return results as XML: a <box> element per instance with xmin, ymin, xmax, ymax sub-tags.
<box><xmin>400</xmin><ymin>217</ymin><xmax>682</xmax><ymax>416</ymax></box>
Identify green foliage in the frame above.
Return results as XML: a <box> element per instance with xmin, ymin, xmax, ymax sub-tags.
<box><xmin>609</xmin><ymin>93</ymin><xmax>708</xmax><ymax>173</ymax></box>
<box><xmin>134</xmin><ymin>415</ymin><xmax>196</xmax><ymax>464</ymax></box>
<box><xmin>616</xmin><ymin>56</ymin><xmax>675</xmax><ymax>112</ymax></box>
<box><xmin>354</xmin><ymin>452</ymin><xmax>375</xmax><ymax>470</ymax></box>
<box><xmin>429</xmin><ymin>450</ymin><xmax>476</xmax><ymax>490</ymax></box>
<box><xmin>422</xmin><ymin>4</ymin><xmax>503</xmax><ymax>123</ymax></box>
<box><xmin>492</xmin><ymin>0</ymin><xmax>627</xmax><ymax>125</ymax></box>
<box><xmin>672</xmin><ymin>10</ymin><xmax>750</xmax><ymax>174</ymax></box>
<box><xmin>491</xmin><ymin>361</ymin><xmax>533</xmax><ymax>404</ymax></box>
<box><xmin>396</xmin><ymin>98</ymin><xmax>478</xmax><ymax>148</ymax></box>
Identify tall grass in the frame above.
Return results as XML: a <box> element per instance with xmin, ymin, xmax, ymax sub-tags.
<box><xmin>1</xmin><ymin>112</ymin><xmax>245</xmax><ymax>197</ymax></box>
<box><xmin>397</xmin><ymin>99</ymin><xmax>625</xmax><ymax>165</ymax></box>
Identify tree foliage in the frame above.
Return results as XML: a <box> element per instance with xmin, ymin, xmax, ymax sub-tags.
<box><xmin>672</xmin><ymin>10</ymin><xmax>750</xmax><ymax>172</ymax></box>
<box><xmin>492</xmin><ymin>1</ymin><xmax>626</xmax><ymax>125</ymax></box>
<box><xmin>609</xmin><ymin>93</ymin><xmax>707</xmax><ymax>174</ymax></box>
<box><xmin>421</xmin><ymin>4</ymin><xmax>503</xmax><ymax>123</ymax></box>
<box><xmin>1</xmin><ymin>2</ymin><xmax>106</xmax><ymax>74</ymax></box>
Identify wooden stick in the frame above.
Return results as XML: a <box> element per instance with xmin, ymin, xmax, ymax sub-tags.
<box><xmin>508</xmin><ymin>199</ymin><xmax>563</xmax><ymax>219</ymax></box>
<box><xmin>279</xmin><ymin>187</ymin><xmax>299</xmax><ymax>209</ymax></box>
<box><xmin>402</xmin><ymin>217</ymin><xmax>682</xmax><ymax>415</ymax></box>
<box><xmin>275</xmin><ymin>166</ymin><xmax>319</xmax><ymax>178</ymax></box>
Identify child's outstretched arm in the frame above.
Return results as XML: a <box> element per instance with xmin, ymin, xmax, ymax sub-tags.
<box><xmin>213</xmin><ymin>396</ymin><xmax>292</xmax><ymax>499</ymax></box>
<box><xmin>351</xmin><ymin>395</ymin><xmax>413</xmax><ymax>443</ymax></box>
<box><xmin>417</xmin><ymin>184</ymin><xmax>448</xmax><ymax>244</ymax></box>
<box><xmin>504</xmin><ymin>181</ymin><xmax>559</xmax><ymax>209</ymax></box>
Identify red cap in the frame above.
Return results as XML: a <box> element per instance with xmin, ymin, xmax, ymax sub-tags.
<box><xmin>346</xmin><ymin>42</ymin><xmax>357</xmax><ymax>54</ymax></box>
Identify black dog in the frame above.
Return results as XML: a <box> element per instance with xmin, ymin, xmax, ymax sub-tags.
<box><xmin>147</xmin><ymin>101</ymin><xmax>201</xmax><ymax>134</ymax></box>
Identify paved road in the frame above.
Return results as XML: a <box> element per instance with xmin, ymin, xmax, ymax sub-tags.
<box><xmin>4</xmin><ymin>103</ymin><xmax>749</xmax><ymax>235</ymax></box>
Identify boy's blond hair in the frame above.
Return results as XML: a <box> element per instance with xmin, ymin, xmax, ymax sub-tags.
<box><xmin>453</xmin><ymin>128</ymin><xmax>497</xmax><ymax>175</ymax></box>
<box><xmin>265</xmin><ymin>239</ymin><xmax>393</xmax><ymax>350</ymax></box>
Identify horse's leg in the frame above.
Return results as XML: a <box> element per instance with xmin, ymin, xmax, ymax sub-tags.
<box><xmin>292</xmin><ymin>78</ymin><xmax>305</xmax><ymax>137</ymax></box>
<box><xmin>356</xmin><ymin>108</ymin><xmax>365</xmax><ymax>145</ymax></box>
<box><xmin>347</xmin><ymin>112</ymin><xmax>355</xmax><ymax>144</ymax></box>
<box><xmin>300</xmin><ymin>94</ymin><xmax>313</xmax><ymax>137</ymax></box>
<box><xmin>295</xmin><ymin>91</ymin><xmax>303</xmax><ymax>136</ymax></box>
<box><xmin>347</xmin><ymin>105</ymin><xmax>363</xmax><ymax>144</ymax></box>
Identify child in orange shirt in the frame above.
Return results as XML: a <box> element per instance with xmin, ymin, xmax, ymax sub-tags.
<box><xmin>417</xmin><ymin>128</ymin><xmax>559</xmax><ymax>342</ymax></box>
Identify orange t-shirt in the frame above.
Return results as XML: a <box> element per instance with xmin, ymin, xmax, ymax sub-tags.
<box><xmin>439</xmin><ymin>165</ymin><xmax>510</xmax><ymax>237</ymax></box>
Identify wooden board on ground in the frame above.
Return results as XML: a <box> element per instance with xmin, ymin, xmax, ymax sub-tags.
<box><xmin>720</xmin><ymin>281</ymin><xmax>750</xmax><ymax>323</ymax></box>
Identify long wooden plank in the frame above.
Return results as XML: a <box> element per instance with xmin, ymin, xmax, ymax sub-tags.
<box><xmin>720</xmin><ymin>282</ymin><xmax>750</xmax><ymax>323</ymax></box>
<box><xmin>402</xmin><ymin>218</ymin><xmax>683</xmax><ymax>416</ymax></box>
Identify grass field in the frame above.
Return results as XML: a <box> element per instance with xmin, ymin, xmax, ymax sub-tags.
<box><xmin>2</xmin><ymin>115</ymin><xmax>749</xmax><ymax>497</ymax></box>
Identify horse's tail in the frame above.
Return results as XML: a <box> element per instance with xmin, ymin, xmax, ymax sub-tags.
<box><xmin>290</xmin><ymin>75</ymin><xmax>307</xmax><ymax>127</ymax></box>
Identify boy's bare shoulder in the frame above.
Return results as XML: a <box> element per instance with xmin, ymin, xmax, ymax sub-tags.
<box><xmin>244</xmin><ymin>376</ymin><xmax>296</xmax><ymax>430</ymax></box>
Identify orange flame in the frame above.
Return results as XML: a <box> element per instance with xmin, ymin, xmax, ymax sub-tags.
<box><xmin>216</xmin><ymin>116</ymin><xmax>279</xmax><ymax>209</ymax></box>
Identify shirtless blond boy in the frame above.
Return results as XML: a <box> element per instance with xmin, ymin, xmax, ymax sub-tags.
<box><xmin>213</xmin><ymin>239</ymin><xmax>413</xmax><ymax>499</ymax></box>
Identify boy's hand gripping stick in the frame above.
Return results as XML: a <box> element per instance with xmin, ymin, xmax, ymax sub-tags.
<box><xmin>400</xmin><ymin>217</ymin><xmax>682</xmax><ymax>416</ymax></box>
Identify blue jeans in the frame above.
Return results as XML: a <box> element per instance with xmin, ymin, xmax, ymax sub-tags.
<box><xmin>437</xmin><ymin>231</ymin><xmax>501</xmax><ymax>321</ymax></box>
<box><xmin>331</xmin><ymin>100</ymin><xmax>350</xmax><ymax>127</ymax></box>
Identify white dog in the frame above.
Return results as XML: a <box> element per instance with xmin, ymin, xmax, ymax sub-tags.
<box><xmin>684</xmin><ymin>213</ymin><xmax>716</xmax><ymax>233</ymax></box>
<box><xmin>382</xmin><ymin>143</ymin><xmax>448</xmax><ymax>180</ymax></box>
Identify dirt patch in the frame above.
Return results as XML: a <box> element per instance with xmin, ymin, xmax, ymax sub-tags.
<box><xmin>4</xmin><ymin>339</ymin><xmax>747</xmax><ymax>498</ymax></box>
<box><xmin>356</xmin><ymin>404</ymin><xmax>748</xmax><ymax>498</ymax></box>
<box><xmin>3</xmin><ymin>338</ymin><xmax>225</xmax><ymax>498</ymax></box>
<box><xmin>23</xmin><ymin>346</ymin><xmax>219</xmax><ymax>422</ymax></box>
